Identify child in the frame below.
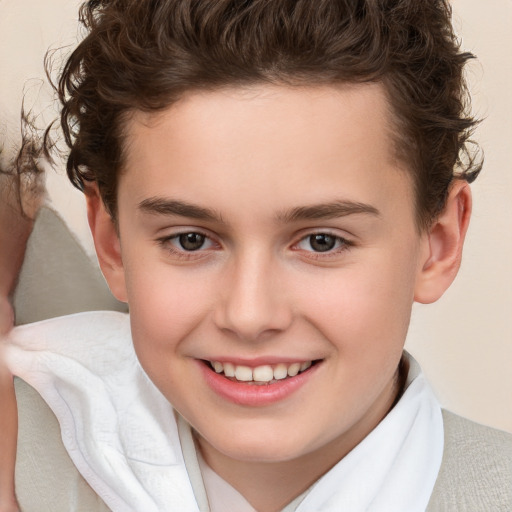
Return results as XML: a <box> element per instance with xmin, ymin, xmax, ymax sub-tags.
<box><xmin>2</xmin><ymin>0</ymin><xmax>511</xmax><ymax>510</ymax></box>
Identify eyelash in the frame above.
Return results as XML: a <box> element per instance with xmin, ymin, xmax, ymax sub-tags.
<box><xmin>157</xmin><ymin>230</ymin><xmax>218</xmax><ymax>260</ymax></box>
<box><xmin>156</xmin><ymin>230</ymin><xmax>354</xmax><ymax>260</ymax></box>
<box><xmin>293</xmin><ymin>232</ymin><xmax>354</xmax><ymax>259</ymax></box>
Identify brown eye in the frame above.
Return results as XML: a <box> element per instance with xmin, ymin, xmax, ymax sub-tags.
<box><xmin>309</xmin><ymin>234</ymin><xmax>337</xmax><ymax>252</ymax></box>
<box><xmin>179</xmin><ymin>233</ymin><xmax>206</xmax><ymax>251</ymax></box>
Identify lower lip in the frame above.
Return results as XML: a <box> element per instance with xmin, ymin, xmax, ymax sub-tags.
<box><xmin>198</xmin><ymin>361</ymin><xmax>320</xmax><ymax>406</ymax></box>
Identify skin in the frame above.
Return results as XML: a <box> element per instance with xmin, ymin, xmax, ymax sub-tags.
<box><xmin>87</xmin><ymin>83</ymin><xmax>472</xmax><ymax>511</ymax></box>
<box><xmin>0</xmin><ymin>173</ymin><xmax>40</xmax><ymax>512</ymax></box>
<box><xmin>0</xmin><ymin>183</ymin><xmax>33</xmax><ymax>332</ymax></box>
<box><xmin>0</xmin><ymin>368</ymin><xmax>18</xmax><ymax>512</ymax></box>
<box><xmin>0</xmin><ymin>361</ymin><xmax>19</xmax><ymax>512</ymax></box>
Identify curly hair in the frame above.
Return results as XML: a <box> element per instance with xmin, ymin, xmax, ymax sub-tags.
<box><xmin>57</xmin><ymin>0</ymin><xmax>481</xmax><ymax>229</ymax></box>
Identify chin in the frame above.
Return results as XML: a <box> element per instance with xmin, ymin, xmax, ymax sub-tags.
<box><xmin>196</xmin><ymin>421</ymin><xmax>321</xmax><ymax>464</ymax></box>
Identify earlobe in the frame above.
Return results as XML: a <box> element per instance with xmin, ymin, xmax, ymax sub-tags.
<box><xmin>85</xmin><ymin>184</ymin><xmax>128</xmax><ymax>303</ymax></box>
<box><xmin>414</xmin><ymin>180</ymin><xmax>472</xmax><ymax>304</ymax></box>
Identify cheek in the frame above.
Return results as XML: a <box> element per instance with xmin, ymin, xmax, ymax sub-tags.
<box><xmin>125</xmin><ymin>266</ymin><xmax>211</xmax><ymax>407</ymax></box>
<box><xmin>122</xmin><ymin>253</ymin><xmax>215</xmax><ymax>366</ymax></box>
<box><xmin>299</xmin><ymin>250</ymin><xmax>418</xmax><ymax>354</ymax></box>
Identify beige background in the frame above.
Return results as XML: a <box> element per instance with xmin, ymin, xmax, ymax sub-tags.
<box><xmin>1</xmin><ymin>0</ymin><xmax>511</xmax><ymax>433</ymax></box>
<box><xmin>405</xmin><ymin>1</ymin><xmax>512</xmax><ymax>433</ymax></box>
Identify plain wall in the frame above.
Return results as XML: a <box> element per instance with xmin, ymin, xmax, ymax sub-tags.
<box><xmin>405</xmin><ymin>0</ymin><xmax>512</xmax><ymax>433</ymax></box>
<box><xmin>1</xmin><ymin>0</ymin><xmax>511</xmax><ymax>433</ymax></box>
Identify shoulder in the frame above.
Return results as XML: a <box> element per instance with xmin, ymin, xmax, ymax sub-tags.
<box><xmin>14</xmin><ymin>378</ymin><xmax>111</xmax><ymax>512</ymax></box>
<box><xmin>427</xmin><ymin>409</ymin><xmax>512</xmax><ymax>511</ymax></box>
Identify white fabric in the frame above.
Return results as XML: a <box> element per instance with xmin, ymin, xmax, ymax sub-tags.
<box><xmin>5</xmin><ymin>312</ymin><xmax>200</xmax><ymax>512</ymax></box>
<box><xmin>4</xmin><ymin>311</ymin><xmax>444</xmax><ymax>512</ymax></box>
<box><xmin>294</xmin><ymin>356</ymin><xmax>444</xmax><ymax>512</ymax></box>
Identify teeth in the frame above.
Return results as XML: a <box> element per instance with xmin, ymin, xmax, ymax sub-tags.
<box><xmin>253</xmin><ymin>365</ymin><xmax>274</xmax><ymax>382</ymax></box>
<box><xmin>223</xmin><ymin>362</ymin><xmax>235</xmax><ymax>377</ymax></box>
<box><xmin>300</xmin><ymin>361</ymin><xmax>312</xmax><ymax>372</ymax></box>
<box><xmin>273</xmin><ymin>363</ymin><xmax>288</xmax><ymax>380</ymax></box>
<box><xmin>287</xmin><ymin>363</ymin><xmax>301</xmax><ymax>377</ymax></box>
<box><xmin>235</xmin><ymin>365</ymin><xmax>253</xmax><ymax>382</ymax></box>
<box><xmin>210</xmin><ymin>360</ymin><xmax>314</xmax><ymax>382</ymax></box>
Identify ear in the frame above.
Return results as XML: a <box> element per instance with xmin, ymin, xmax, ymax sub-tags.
<box><xmin>414</xmin><ymin>180</ymin><xmax>472</xmax><ymax>304</ymax></box>
<box><xmin>85</xmin><ymin>184</ymin><xmax>128</xmax><ymax>303</ymax></box>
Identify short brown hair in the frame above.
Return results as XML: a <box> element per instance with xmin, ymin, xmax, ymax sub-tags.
<box><xmin>58</xmin><ymin>0</ymin><xmax>481</xmax><ymax>228</ymax></box>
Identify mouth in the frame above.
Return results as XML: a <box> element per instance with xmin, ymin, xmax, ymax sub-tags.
<box><xmin>203</xmin><ymin>359</ymin><xmax>320</xmax><ymax>385</ymax></box>
<box><xmin>199</xmin><ymin>358</ymin><xmax>321</xmax><ymax>405</ymax></box>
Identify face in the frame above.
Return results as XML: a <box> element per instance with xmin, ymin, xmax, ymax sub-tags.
<box><xmin>105</xmin><ymin>84</ymin><xmax>433</xmax><ymax>469</ymax></box>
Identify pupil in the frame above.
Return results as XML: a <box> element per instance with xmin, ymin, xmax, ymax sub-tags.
<box><xmin>310</xmin><ymin>234</ymin><xmax>335</xmax><ymax>252</ymax></box>
<box><xmin>179</xmin><ymin>233</ymin><xmax>205</xmax><ymax>251</ymax></box>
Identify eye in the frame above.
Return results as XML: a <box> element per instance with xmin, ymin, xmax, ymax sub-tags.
<box><xmin>158</xmin><ymin>231</ymin><xmax>217</xmax><ymax>253</ymax></box>
<box><xmin>176</xmin><ymin>232</ymin><xmax>208</xmax><ymax>251</ymax></box>
<box><xmin>296</xmin><ymin>233</ymin><xmax>350</xmax><ymax>253</ymax></box>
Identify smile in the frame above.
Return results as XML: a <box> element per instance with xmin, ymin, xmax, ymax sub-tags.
<box><xmin>208</xmin><ymin>360</ymin><xmax>313</xmax><ymax>384</ymax></box>
<box><xmin>199</xmin><ymin>359</ymin><xmax>321</xmax><ymax>406</ymax></box>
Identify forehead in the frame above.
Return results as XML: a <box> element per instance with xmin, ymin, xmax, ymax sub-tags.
<box><xmin>119</xmin><ymin>84</ymin><xmax>413</xmax><ymax>223</ymax></box>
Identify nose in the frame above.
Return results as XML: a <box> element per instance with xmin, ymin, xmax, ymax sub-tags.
<box><xmin>214</xmin><ymin>249</ymin><xmax>293</xmax><ymax>341</ymax></box>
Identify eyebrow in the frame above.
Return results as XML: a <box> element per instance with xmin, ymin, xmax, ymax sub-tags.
<box><xmin>275</xmin><ymin>201</ymin><xmax>380</xmax><ymax>223</ymax></box>
<box><xmin>138</xmin><ymin>197</ymin><xmax>226</xmax><ymax>223</ymax></box>
<box><xmin>138</xmin><ymin>197</ymin><xmax>380</xmax><ymax>224</ymax></box>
